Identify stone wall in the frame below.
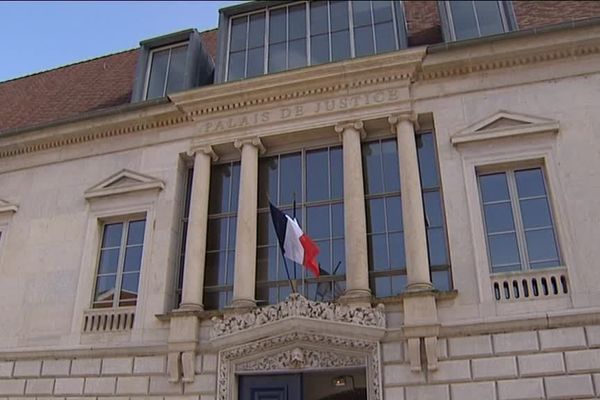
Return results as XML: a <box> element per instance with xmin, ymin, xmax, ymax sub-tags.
<box><xmin>0</xmin><ymin>353</ymin><xmax>217</xmax><ymax>399</ymax></box>
<box><xmin>383</xmin><ymin>325</ymin><xmax>600</xmax><ymax>400</ymax></box>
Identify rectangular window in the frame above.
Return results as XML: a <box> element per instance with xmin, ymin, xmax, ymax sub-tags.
<box><xmin>364</xmin><ymin>132</ymin><xmax>452</xmax><ymax>298</ymax></box>
<box><xmin>226</xmin><ymin>1</ymin><xmax>407</xmax><ymax>81</ymax></box>
<box><xmin>478</xmin><ymin>167</ymin><xmax>561</xmax><ymax>273</ymax></box>
<box><xmin>441</xmin><ymin>1</ymin><xmax>515</xmax><ymax>41</ymax></box>
<box><xmin>145</xmin><ymin>42</ymin><xmax>188</xmax><ymax>100</ymax></box>
<box><xmin>93</xmin><ymin>217</ymin><xmax>146</xmax><ymax>308</ymax></box>
<box><xmin>175</xmin><ymin>168</ymin><xmax>194</xmax><ymax>307</ymax></box>
<box><xmin>256</xmin><ymin>146</ymin><xmax>345</xmax><ymax>305</ymax></box>
<box><xmin>204</xmin><ymin>162</ymin><xmax>241</xmax><ymax>310</ymax></box>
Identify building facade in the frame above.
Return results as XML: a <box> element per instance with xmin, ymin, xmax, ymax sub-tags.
<box><xmin>1</xmin><ymin>1</ymin><xmax>600</xmax><ymax>399</ymax></box>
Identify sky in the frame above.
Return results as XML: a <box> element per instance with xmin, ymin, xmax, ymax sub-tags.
<box><xmin>0</xmin><ymin>1</ymin><xmax>243</xmax><ymax>82</ymax></box>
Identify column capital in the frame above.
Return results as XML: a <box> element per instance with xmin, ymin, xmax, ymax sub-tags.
<box><xmin>187</xmin><ymin>145</ymin><xmax>219</xmax><ymax>162</ymax></box>
<box><xmin>334</xmin><ymin>120</ymin><xmax>366</xmax><ymax>140</ymax></box>
<box><xmin>234</xmin><ymin>137</ymin><xmax>266</xmax><ymax>155</ymax></box>
<box><xmin>388</xmin><ymin>111</ymin><xmax>419</xmax><ymax>133</ymax></box>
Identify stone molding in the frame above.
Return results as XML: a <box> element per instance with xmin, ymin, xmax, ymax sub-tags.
<box><xmin>0</xmin><ymin>198</ymin><xmax>18</xmax><ymax>214</ymax></box>
<box><xmin>451</xmin><ymin>110</ymin><xmax>559</xmax><ymax>146</ymax></box>
<box><xmin>388</xmin><ymin>111</ymin><xmax>419</xmax><ymax>133</ymax></box>
<box><xmin>217</xmin><ymin>332</ymin><xmax>382</xmax><ymax>400</ymax></box>
<box><xmin>188</xmin><ymin>144</ymin><xmax>219</xmax><ymax>161</ymax></box>
<box><xmin>84</xmin><ymin>169</ymin><xmax>165</xmax><ymax>200</ymax></box>
<box><xmin>233</xmin><ymin>137</ymin><xmax>266</xmax><ymax>154</ymax></box>
<box><xmin>211</xmin><ymin>294</ymin><xmax>386</xmax><ymax>340</ymax></box>
<box><xmin>334</xmin><ymin>120</ymin><xmax>366</xmax><ymax>140</ymax></box>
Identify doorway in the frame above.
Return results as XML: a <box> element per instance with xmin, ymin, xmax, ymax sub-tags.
<box><xmin>238</xmin><ymin>367</ymin><xmax>367</xmax><ymax>400</ymax></box>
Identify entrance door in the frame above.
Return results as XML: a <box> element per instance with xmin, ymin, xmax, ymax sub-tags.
<box><xmin>239</xmin><ymin>374</ymin><xmax>302</xmax><ymax>400</ymax></box>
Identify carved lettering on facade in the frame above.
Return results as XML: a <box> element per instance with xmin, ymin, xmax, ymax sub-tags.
<box><xmin>211</xmin><ymin>293</ymin><xmax>386</xmax><ymax>339</ymax></box>
<box><xmin>200</xmin><ymin>89</ymin><xmax>402</xmax><ymax>134</ymax></box>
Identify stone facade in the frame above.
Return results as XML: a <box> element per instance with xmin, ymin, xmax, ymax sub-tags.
<box><xmin>2</xmin><ymin>3</ymin><xmax>600</xmax><ymax>400</ymax></box>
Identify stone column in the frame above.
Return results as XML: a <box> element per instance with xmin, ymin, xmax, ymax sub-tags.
<box><xmin>388</xmin><ymin>112</ymin><xmax>433</xmax><ymax>292</ymax></box>
<box><xmin>179</xmin><ymin>145</ymin><xmax>218</xmax><ymax>311</ymax></box>
<box><xmin>231</xmin><ymin>137</ymin><xmax>265</xmax><ymax>309</ymax></box>
<box><xmin>334</xmin><ymin>121</ymin><xmax>371</xmax><ymax>304</ymax></box>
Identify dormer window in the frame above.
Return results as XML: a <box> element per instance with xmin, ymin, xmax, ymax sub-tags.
<box><xmin>145</xmin><ymin>42</ymin><xmax>189</xmax><ymax>100</ymax></box>
<box><xmin>440</xmin><ymin>1</ymin><xmax>517</xmax><ymax>41</ymax></box>
<box><xmin>220</xmin><ymin>1</ymin><xmax>408</xmax><ymax>82</ymax></box>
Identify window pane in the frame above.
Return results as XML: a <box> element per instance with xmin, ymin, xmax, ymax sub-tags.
<box><xmin>310</xmin><ymin>1</ymin><xmax>329</xmax><ymax>35</ymax></box>
<box><xmin>388</xmin><ymin>232</ymin><xmax>406</xmax><ymax>268</ymax></box>
<box><xmin>331</xmin><ymin>30</ymin><xmax>350</xmax><ymax>61</ymax></box>
<box><xmin>373</xmin><ymin>276</ymin><xmax>392</xmax><ymax>298</ymax></box>
<box><xmin>354</xmin><ymin>25</ymin><xmax>374</xmax><ymax>57</ymax></box>
<box><xmin>475</xmin><ymin>1</ymin><xmax>505</xmax><ymax>36</ymax></box>
<box><xmin>269</xmin><ymin>42</ymin><xmax>286</xmax><ymax>73</ymax></box>
<box><xmin>307</xmin><ymin>205</ymin><xmax>330</xmax><ymax>239</ymax></box>
<box><xmin>98</xmin><ymin>249</ymin><xmax>119</xmax><ymax>275</ymax></box>
<box><xmin>352</xmin><ymin>0</ymin><xmax>372</xmax><ymax>27</ymax></box>
<box><xmin>246</xmin><ymin>47</ymin><xmax>264</xmax><ymax>78</ymax></box>
<box><xmin>386</xmin><ymin>196</ymin><xmax>403</xmax><ymax>231</ymax></box>
<box><xmin>331</xmin><ymin>203</ymin><xmax>344</xmax><ymax>238</ymax></box>
<box><xmin>479</xmin><ymin>173</ymin><xmax>509</xmax><ymax>203</ymax></box>
<box><xmin>416</xmin><ymin>133</ymin><xmax>440</xmax><ymax>189</ymax></box>
<box><xmin>289</xmin><ymin>5</ymin><xmax>306</xmax><ymax>39</ymax></box>
<box><xmin>488</xmin><ymin>233</ymin><xmax>521</xmax><ymax>270</ymax></box>
<box><xmin>165</xmin><ymin>45</ymin><xmax>186</xmax><ymax>95</ymax></box>
<box><xmin>207</xmin><ymin>218</ymin><xmax>228</xmax><ymax>251</ymax></box>
<box><xmin>363</xmin><ymin>141</ymin><xmax>383</xmax><ymax>194</ymax></box>
<box><xmin>120</xmin><ymin>272</ymin><xmax>140</xmax><ymax>298</ymax></box>
<box><xmin>102</xmin><ymin>223</ymin><xmax>123</xmax><ymax>248</ymax></box>
<box><xmin>94</xmin><ymin>275</ymin><xmax>116</xmax><ymax>304</ymax></box>
<box><xmin>450</xmin><ymin>1</ymin><xmax>479</xmax><ymax>40</ymax></box>
<box><xmin>226</xmin><ymin>251</ymin><xmax>235</xmax><ymax>285</ymax></box>
<box><xmin>515</xmin><ymin>168</ymin><xmax>546</xmax><ymax>198</ymax></box>
<box><xmin>368</xmin><ymin>234</ymin><xmax>388</xmax><ymax>271</ymax></box>
<box><xmin>316</xmin><ymin>239</ymin><xmax>331</xmax><ymax>273</ymax></box>
<box><xmin>248</xmin><ymin>13</ymin><xmax>266</xmax><ymax>48</ymax></box>
<box><xmin>391</xmin><ymin>274</ymin><xmax>407</xmax><ymax>294</ymax></box>
<box><xmin>483</xmin><ymin>202</ymin><xmax>515</xmax><ymax>233</ymax></box>
<box><xmin>423</xmin><ymin>191</ymin><xmax>443</xmax><ymax>228</ymax></box>
<box><xmin>209</xmin><ymin>164</ymin><xmax>232</xmax><ymax>214</ymax></box>
<box><xmin>230</xmin><ymin>163</ymin><xmax>241</xmax><ymax>212</ymax></box>
<box><xmin>269</xmin><ymin>8</ymin><xmax>286</xmax><ymax>44</ymax></box>
<box><xmin>330</xmin><ymin>1</ymin><xmax>349</xmax><ymax>31</ymax></box>
<box><xmin>375</xmin><ymin>22</ymin><xmax>396</xmax><ymax>53</ymax></box>
<box><xmin>205</xmin><ymin>252</ymin><xmax>227</xmax><ymax>286</ymax></box>
<box><xmin>427</xmin><ymin>227</ymin><xmax>448</xmax><ymax>266</ymax></box>
<box><xmin>311</xmin><ymin>33</ymin><xmax>330</xmax><ymax>65</ymax></box>
<box><xmin>230</xmin><ymin>16</ymin><xmax>248</xmax><ymax>52</ymax></box>
<box><xmin>288</xmin><ymin>39</ymin><xmax>307</xmax><ymax>69</ymax></box>
<box><xmin>394</xmin><ymin>2</ymin><xmax>407</xmax><ymax>48</ymax></box>
<box><xmin>373</xmin><ymin>1</ymin><xmax>393</xmax><ymax>23</ymax></box>
<box><xmin>123</xmin><ymin>246</ymin><xmax>143</xmax><ymax>272</ymax></box>
<box><xmin>146</xmin><ymin>49</ymin><xmax>169</xmax><ymax>99</ymax></box>
<box><xmin>307</xmin><ymin>149</ymin><xmax>330</xmax><ymax>202</ymax></box>
<box><xmin>381</xmin><ymin>139</ymin><xmax>400</xmax><ymax>192</ymax></box>
<box><xmin>520</xmin><ymin>198</ymin><xmax>552</xmax><ymax>229</ymax></box>
<box><xmin>228</xmin><ymin>217</ymin><xmax>237</xmax><ymax>248</ymax></box>
<box><xmin>257</xmin><ymin>213</ymin><xmax>274</xmax><ymax>246</ymax></box>
<box><xmin>432</xmin><ymin>270</ymin><xmax>452</xmax><ymax>291</ymax></box>
<box><xmin>258</xmin><ymin>156</ymin><xmax>278</xmax><ymax>208</ymax></box>
<box><xmin>228</xmin><ymin>51</ymin><xmax>246</xmax><ymax>81</ymax></box>
<box><xmin>332</xmin><ymin>238</ymin><xmax>346</xmax><ymax>275</ymax></box>
<box><xmin>127</xmin><ymin>220</ymin><xmax>145</xmax><ymax>245</ymax></box>
<box><xmin>525</xmin><ymin>229</ymin><xmax>559</xmax><ymax>264</ymax></box>
<box><xmin>330</xmin><ymin>147</ymin><xmax>344</xmax><ymax>199</ymax></box>
<box><xmin>366</xmin><ymin>198</ymin><xmax>386</xmax><ymax>233</ymax></box>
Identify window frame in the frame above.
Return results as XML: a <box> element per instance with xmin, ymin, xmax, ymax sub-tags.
<box><xmin>92</xmin><ymin>214</ymin><xmax>147</xmax><ymax>309</ymax></box>
<box><xmin>224</xmin><ymin>0</ymin><xmax>408</xmax><ymax>81</ymax></box>
<box><xmin>439</xmin><ymin>0</ymin><xmax>517</xmax><ymax>42</ymax></box>
<box><xmin>142</xmin><ymin>41</ymin><xmax>189</xmax><ymax>100</ymax></box>
<box><xmin>477</xmin><ymin>163</ymin><xmax>562</xmax><ymax>274</ymax></box>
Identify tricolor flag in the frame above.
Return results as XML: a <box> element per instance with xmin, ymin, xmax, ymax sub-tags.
<box><xmin>269</xmin><ymin>202</ymin><xmax>320</xmax><ymax>277</ymax></box>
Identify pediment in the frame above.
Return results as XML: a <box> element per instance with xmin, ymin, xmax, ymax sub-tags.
<box><xmin>84</xmin><ymin>169</ymin><xmax>165</xmax><ymax>200</ymax></box>
<box><xmin>451</xmin><ymin>111</ymin><xmax>559</xmax><ymax>145</ymax></box>
<box><xmin>0</xmin><ymin>198</ymin><xmax>18</xmax><ymax>214</ymax></box>
<box><xmin>210</xmin><ymin>294</ymin><xmax>386</xmax><ymax>348</ymax></box>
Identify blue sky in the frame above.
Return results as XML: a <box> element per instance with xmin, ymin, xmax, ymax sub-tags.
<box><xmin>0</xmin><ymin>1</ymin><xmax>243</xmax><ymax>82</ymax></box>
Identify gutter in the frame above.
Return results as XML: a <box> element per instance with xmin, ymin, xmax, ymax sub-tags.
<box><xmin>428</xmin><ymin>16</ymin><xmax>600</xmax><ymax>54</ymax></box>
<box><xmin>0</xmin><ymin>97</ymin><xmax>171</xmax><ymax>139</ymax></box>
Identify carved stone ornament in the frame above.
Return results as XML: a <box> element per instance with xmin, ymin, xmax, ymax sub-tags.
<box><xmin>218</xmin><ymin>332</ymin><xmax>382</xmax><ymax>400</ymax></box>
<box><xmin>211</xmin><ymin>293</ymin><xmax>386</xmax><ymax>339</ymax></box>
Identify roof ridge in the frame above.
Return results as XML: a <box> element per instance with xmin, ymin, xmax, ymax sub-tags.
<box><xmin>0</xmin><ymin>47</ymin><xmax>139</xmax><ymax>85</ymax></box>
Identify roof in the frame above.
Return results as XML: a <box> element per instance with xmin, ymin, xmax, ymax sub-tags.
<box><xmin>0</xmin><ymin>29</ymin><xmax>217</xmax><ymax>136</ymax></box>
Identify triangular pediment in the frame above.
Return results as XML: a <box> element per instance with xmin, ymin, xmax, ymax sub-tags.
<box><xmin>0</xmin><ymin>198</ymin><xmax>18</xmax><ymax>214</ymax></box>
<box><xmin>452</xmin><ymin>111</ymin><xmax>559</xmax><ymax>145</ymax></box>
<box><xmin>85</xmin><ymin>169</ymin><xmax>165</xmax><ymax>200</ymax></box>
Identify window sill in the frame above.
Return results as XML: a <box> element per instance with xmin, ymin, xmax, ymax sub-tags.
<box><xmin>83</xmin><ymin>307</ymin><xmax>136</xmax><ymax>333</ymax></box>
<box><xmin>491</xmin><ymin>266</ymin><xmax>569</xmax><ymax>302</ymax></box>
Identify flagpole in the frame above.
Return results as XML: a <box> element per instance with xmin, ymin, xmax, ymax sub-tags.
<box><xmin>292</xmin><ymin>192</ymin><xmax>298</xmax><ymax>282</ymax></box>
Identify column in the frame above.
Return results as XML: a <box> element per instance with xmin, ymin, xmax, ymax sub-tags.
<box><xmin>389</xmin><ymin>112</ymin><xmax>433</xmax><ymax>291</ymax></box>
<box><xmin>179</xmin><ymin>145</ymin><xmax>218</xmax><ymax>311</ymax></box>
<box><xmin>334</xmin><ymin>121</ymin><xmax>371</xmax><ymax>303</ymax></box>
<box><xmin>231</xmin><ymin>137</ymin><xmax>265</xmax><ymax>309</ymax></box>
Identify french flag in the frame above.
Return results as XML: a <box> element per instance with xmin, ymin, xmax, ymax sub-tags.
<box><xmin>269</xmin><ymin>202</ymin><xmax>320</xmax><ymax>277</ymax></box>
